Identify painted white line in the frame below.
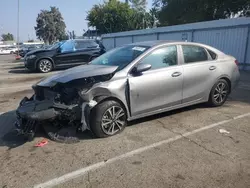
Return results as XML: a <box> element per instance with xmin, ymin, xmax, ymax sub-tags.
<box><xmin>33</xmin><ymin>112</ymin><xmax>250</xmax><ymax>188</ymax></box>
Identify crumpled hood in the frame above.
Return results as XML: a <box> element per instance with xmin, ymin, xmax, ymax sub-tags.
<box><xmin>37</xmin><ymin>64</ymin><xmax>118</xmax><ymax>87</ymax></box>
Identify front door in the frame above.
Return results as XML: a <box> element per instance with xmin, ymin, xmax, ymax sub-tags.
<box><xmin>128</xmin><ymin>45</ymin><xmax>183</xmax><ymax>117</ymax></box>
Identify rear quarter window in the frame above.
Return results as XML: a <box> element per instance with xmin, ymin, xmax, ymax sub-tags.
<box><xmin>207</xmin><ymin>49</ymin><xmax>217</xmax><ymax>60</ymax></box>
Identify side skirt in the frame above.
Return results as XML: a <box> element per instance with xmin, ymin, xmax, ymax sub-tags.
<box><xmin>128</xmin><ymin>98</ymin><xmax>207</xmax><ymax>121</ymax></box>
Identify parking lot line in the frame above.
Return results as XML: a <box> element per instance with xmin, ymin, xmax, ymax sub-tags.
<box><xmin>33</xmin><ymin>112</ymin><xmax>250</xmax><ymax>188</ymax></box>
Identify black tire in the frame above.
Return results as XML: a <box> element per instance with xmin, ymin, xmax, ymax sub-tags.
<box><xmin>37</xmin><ymin>59</ymin><xmax>53</xmax><ymax>73</ymax></box>
<box><xmin>208</xmin><ymin>79</ymin><xmax>230</xmax><ymax>107</ymax></box>
<box><xmin>90</xmin><ymin>100</ymin><xmax>127</xmax><ymax>138</ymax></box>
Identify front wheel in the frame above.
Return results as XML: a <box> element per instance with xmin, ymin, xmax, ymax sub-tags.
<box><xmin>208</xmin><ymin>79</ymin><xmax>229</xmax><ymax>107</ymax></box>
<box><xmin>38</xmin><ymin>59</ymin><xmax>53</xmax><ymax>73</ymax></box>
<box><xmin>90</xmin><ymin>100</ymin><xmax>127</xmax><ymax>138</ymax></box>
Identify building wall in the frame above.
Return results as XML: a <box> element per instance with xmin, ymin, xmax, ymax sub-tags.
<box><xmin>116</xmin><ymin>36</ymin><xmax>133</xmax><ymax>47</ymax></box>
<box><xmin>158</xmin><ymin>31</ymin><xmax>192</xmax><ymax>41</ymax></box>
<box><xmin>102</xmin><ymin>18</ymin><xmax>250</xmax><ymax>69</ymax></box>
<box><xmin>193</xmin><ymin>27</ymin><xmax>248</xmax><ymax>64</ymax></box>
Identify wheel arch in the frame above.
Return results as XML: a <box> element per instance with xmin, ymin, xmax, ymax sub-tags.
<box><xmin>217</xmin><ymin>76</ymin><xmax>232</xmax><ymax>93</ymax></box>
<box><xmin>93</xmin><ymin>95</ymin><xmax>130</xmax><ymax>118</ymax></box>
<box><xmin>35</xmin><ymin>57</ymin><xmax>55</xmax><ymax>70</ymax></box>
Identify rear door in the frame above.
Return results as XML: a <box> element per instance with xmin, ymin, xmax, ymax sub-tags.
<box><xmin>54</xmin><ymin>40</ymin><xmax>79</xmax><ymax>66</ymax></box>
<box><xmin>128</xmin><ymin>45</ymin><xmax>183</xmax><ymax>116</ymax></box>
<box><xmin>181</xmin><ymin>45</ymin><xmax>220</xmax><ymax>103</ymax></box>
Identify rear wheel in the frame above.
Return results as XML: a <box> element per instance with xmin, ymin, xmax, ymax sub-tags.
<box><xmin>90</xmin><ymin>100</ymin><xmax>127</xmax><ymax>138</ymax></box>
<box><xmin>208</xmin><ymin>79</ymin><xmax>229</xmax><ymax>107</ymax></box>
<box><xmin>38</xmin><ymin>59</ymin><xmax>53</xmax><ymax>73</ymax></box>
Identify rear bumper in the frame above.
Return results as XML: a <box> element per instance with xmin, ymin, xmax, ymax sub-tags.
<box><xmin>231</xmin><ymin>68</ymin><xmax>240</xmax><ymax>90</ymax></box>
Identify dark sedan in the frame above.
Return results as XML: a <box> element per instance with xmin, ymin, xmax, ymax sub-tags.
<box><xmin>24</xmin><ymin>39</ymin><xmax>106</xmax><ymax>73</ymax></box>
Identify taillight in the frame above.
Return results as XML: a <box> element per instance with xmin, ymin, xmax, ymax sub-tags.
<box><xmin>235</xmin><ymin>60</ymin><xmax>239</xmax><ymax>66</ymax></box>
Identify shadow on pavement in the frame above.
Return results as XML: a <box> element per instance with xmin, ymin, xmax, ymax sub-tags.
<box><xmin>8</xmin><ymin>65</ymin><xmax>25</xmax><ymax>70</ymax></box>
<box><xmin>0</xmin><ymin>111</ymin><xmax>27</xmax><ymax>149</ymax></box>
<box><xmin>0</xmin><ymin>110</ymin><xmax>95</xmax><ymax>149</ymax></box>
<box><xmin>8</xmin><ymin>69</ymin><xmax>33</xmax><ymax>74</ymax></box>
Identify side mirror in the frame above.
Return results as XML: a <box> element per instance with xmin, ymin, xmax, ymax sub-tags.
<box><xmin>133</xmin><ymin>64</ymin><xmax>151</xmax><ymax>74</ymax></box>
<box><xmin>57</xmin><ymin>48</ymin><xmax>61</xmax><ymax>53</ymax></box>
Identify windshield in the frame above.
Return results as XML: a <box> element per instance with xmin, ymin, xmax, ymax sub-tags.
<box><xmin>91</xmin><ymin>45</ymin><xmax>150</xmax><ymax>70</ymax></box>
<box><xmin>48</xmin><ymin>41</ymin><xmax>65</xmax><ymax>50</ymax></box>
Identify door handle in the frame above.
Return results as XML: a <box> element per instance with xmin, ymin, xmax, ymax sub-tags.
<box><xmin>209</xmin><ymin>66</ymin><xmax>216</xmax><ymax>70</ymax></box>
<box><xmin>172</xmin><ymin>72</ymin><xmax>182</xmax><ymax>77</ymax></box>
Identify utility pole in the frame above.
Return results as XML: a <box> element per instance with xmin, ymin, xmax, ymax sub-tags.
<box><xmin>17</xmin><ymin>0</ymin><xmax>20</xmax><ymax>57</ymax></box>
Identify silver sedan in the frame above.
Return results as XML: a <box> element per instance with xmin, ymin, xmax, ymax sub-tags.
<box><xmin>16</xmin><ymin>41</ymin><xmax>240</xmax><ymax>140</ymax></box>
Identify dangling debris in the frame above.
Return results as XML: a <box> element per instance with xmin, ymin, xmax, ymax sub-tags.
<box><xmin>219</xmin><ymin>129</ymin><xmax>230</xmax><ymax>134</ymax></box>
<box><xmin>35</xmin><ymin>139</ymin><xmax>48</xmax><ymax>147</ymax></box>
<box><xmin>43</xmin><ymin>124</ymin><xmax>79</xmax><ymax>144</ymax></box>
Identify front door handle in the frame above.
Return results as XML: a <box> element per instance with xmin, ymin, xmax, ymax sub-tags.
<box><xmin>172</xmin><ymin>72</ymin><xmax>182</xmax><ymax>77</ymax></box>
<box><xmin>209</xmin><ymin>66</ymin><xmax>216</xmax><ymax>70</ymax></box>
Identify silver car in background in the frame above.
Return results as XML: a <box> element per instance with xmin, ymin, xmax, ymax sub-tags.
<box><xmin>16</xmin><ymin>41</ymin><xmax>240</xmax><ymax>141</ymax></box>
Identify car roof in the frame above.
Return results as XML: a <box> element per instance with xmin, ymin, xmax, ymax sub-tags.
<box><xmin>127</xmin><ymin>40</ymin><xmax>180</xmax><ymax>47</ymax></box>
<box><xmin>127</xmin><ymin>40</ymin><xmax>216</xmax><ymax>47</ymax></box>
<box><xmin>73</xmin><ymin>39</ymin><xmax>96</xmax><ymax>42</ymax></box>
<box><xmin>127</xmin><ymin>40</ymin><xmax>225</xmax><ymax>55</ymax></box>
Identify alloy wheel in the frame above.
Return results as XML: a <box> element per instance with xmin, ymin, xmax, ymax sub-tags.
<box><xmin>101</xmin><ymin>106</ymin><xmax>126</xmax><ymax>135</ymax></box>
<box><xmin>39</xmin><ymin>60</ymin><xmax>52</xmax><ymax>73</ymax></box>
<box><xmin>213</xmin><ymin>82</ymin><xmax>228</xmax><ymax>104</ymax></box>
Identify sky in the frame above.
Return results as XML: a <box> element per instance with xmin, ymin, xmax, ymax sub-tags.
<box><xmin>0</xmin><ymin>0</ymin><xmax>153</xmax><ymax>42</ymax></box>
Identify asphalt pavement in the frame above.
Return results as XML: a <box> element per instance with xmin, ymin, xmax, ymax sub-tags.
<box><xmin>0</xmin><ymin>55</ymin><xmax>250</xmax><ymax>188</ymax></box>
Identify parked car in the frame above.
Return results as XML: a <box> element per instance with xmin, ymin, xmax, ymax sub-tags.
<box><xmin>16</xmin><ymin>41</ymin><xmax>240</xmax><ymax>141</ymax></box>
<box><xmin>0</xmin><ymin>46</ymin><xmax>18</xmax><ymax>54</ymax></box>
<box><xmin>24</xmin><ymin>39</ymin><xmax>106</xmax><ymax>73</ymax></box>
<box><xmin>17</xmin><ymin>45</ymin><xmax>42</xmax><ymax>57</ymax></box>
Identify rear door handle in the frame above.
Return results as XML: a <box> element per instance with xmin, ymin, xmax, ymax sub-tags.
<box><xmin>172</xmin><ymin>72</ymin><xmax>182</xmax><ymax>77</ymax></box>
<box><xmin>209</xmin><ymin>66</ymin><xmax>216</xmax><ymax>70</ymax></box>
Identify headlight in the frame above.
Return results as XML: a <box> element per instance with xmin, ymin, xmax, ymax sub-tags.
<box><xmin>27</xmin><ymin>55</ymin><xmax>36</xmax><ymax>59</ymax></box>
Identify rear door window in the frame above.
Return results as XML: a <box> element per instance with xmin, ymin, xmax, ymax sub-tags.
<box><xmin>75</xmin><ymin>40</ymin><xmax>99</xmax><ymax>51</ymax></box>
<box><xmin>182</xmin><ymin>45</ymin><xmax>208</xmax><ymax>63</ymax></box>
<box><xmin>60</xmin><ymin>40</ymin><xmax>75</xmax><ymax>52</ymax></box>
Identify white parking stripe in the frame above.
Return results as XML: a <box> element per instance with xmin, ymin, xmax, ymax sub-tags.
<box><xmin>33</xmin><ymin>112</ymin><xmax>250</xmax><ymax>188</ymax></box>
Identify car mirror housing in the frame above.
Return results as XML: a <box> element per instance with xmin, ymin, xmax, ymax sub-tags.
<box><xmin>133</xmin><ymin>64</ymin><xmax>151</xmax><ymax>74</ymax></box>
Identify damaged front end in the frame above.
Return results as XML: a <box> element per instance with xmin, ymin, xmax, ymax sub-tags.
<box><xmin>15</xmin><ymin>65</ymin><xmax>117</xmax><ymax>142</ymax></box>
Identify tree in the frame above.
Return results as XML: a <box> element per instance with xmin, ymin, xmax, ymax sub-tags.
<box><xmin>35</xmin><ymin>6</ymin><xmax>66</xmax><ymax>44</ymax></box>
<box><xmin>157</xmin><ymin>0</ymin><xmax>250</xmax><ymax>26</ymax></box>
<box><xmin>129</xmin><ymin>0</ymin><xmax>147</xmax><ymax>12</ymax></box>
<box><xmin>1</xmin><ymin>33</ymin><xmax>14</xmax><ymax>41</ymax></box>
<box><xmin>87</xmin><ymin>0</ymin><xmax>137</xmax><ymax>34</ymax></box>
